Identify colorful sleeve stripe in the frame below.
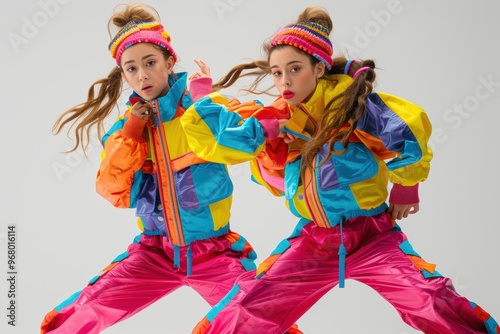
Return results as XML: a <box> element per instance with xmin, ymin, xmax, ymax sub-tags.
<box><xmin>40</xmin><ymin>289</ymin><xmax>83</xmax><ymax>333</ymax></box>
<box><xmin>192</xmin><ymin>316</ymin><xmax>211</xmax><ymax>333</ymax></box>
<box><xmin>40</xmin><ymin>308</ymin><xmax>58</xmax><ymax>333</ymax></box>
<box><xmin>225</xmin><ymin>232</ymin><xmax>255</xmax><ymax>258</ymax></box>
<box><xmin>205</xmin><ymin>284</ymin><xmax>241</xmax><ymax>322</ymax></box>
<box><xmin>225</xmin><ymin>231</ymin><xmax>257</xmax><ymax>271</ymax></box>
<box><xmin>54</xmin><ymin>290</ymin><xmax>82</xmax><ymax>313</ymax></box>
<box><xmin>256</xmin><ymin>254</ymin><xmax>280</xmax><ymax>278</ymax></box>
<box><xmin>88</xmin><ymin>251</ymin><xmax>129</xmax><ymax>285</ymax></box>
<box><xmin>470</xmin><ymin>302</ymin><xmax>500</xmax><ymax>333</ymax></box>
<box><xmin>181</xmin><ymin>93</ymin><xmax>266</xmax><ymax>165</ymax></box>
<box><xmin>255</xmin><ymin>238</ymin><xmax>293</xmax><ymax>277</ymax></box>
<box><xmin>399</xmin><ymin>240</ymin><xmax>442</xmax><ymax>278</ymax></box>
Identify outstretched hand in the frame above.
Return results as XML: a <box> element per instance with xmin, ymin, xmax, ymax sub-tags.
<box><xmin>189</xmin><ymin>59</ymin><xmax>211</xmax><ymax>80</ymax></box>
<box><xmin>387</xmin><ymin>203</ymin><xmax>419</xmax><ymax>220</ymax></box>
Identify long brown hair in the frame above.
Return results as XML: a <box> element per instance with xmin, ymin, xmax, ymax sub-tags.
<box><xmin>52</xmin><ymin>3</ymin><xmax>165</xmax><ymax>155</ymax></box>
<box><xmin>212</xmin><ymin>6</ymin><xmax>377</xmax><ymax>174</ymax></box>
<box><xmin>301</xmin><ymin>58</ymin><xmax>376</xmax><ymax>173</ymax></box>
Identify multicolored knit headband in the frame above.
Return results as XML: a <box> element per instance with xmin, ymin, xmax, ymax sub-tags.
<box><xmin>108</xmin><ymin>20</ymin><xmax>177</xmax><ymax>65</ymax></box>
<box><xmin>271</xmin><ymin>22</ymin><xmax>333</xmax><ymax>70</ymax></box>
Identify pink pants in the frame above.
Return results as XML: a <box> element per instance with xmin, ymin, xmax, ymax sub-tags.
<box><xmin>41</xmin><ymin>233</ymin><xmax>255</xmax><ymax>334</ymax></box>
<box><xmin>195</xmin><ymin>214</ymin><xmax>498</xmax><ymax>334</ymax></box>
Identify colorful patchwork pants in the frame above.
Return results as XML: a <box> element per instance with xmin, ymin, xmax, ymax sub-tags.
<box><xmin>41</xmin><ymin>231</ymin><xmax>256</xmax><ymax>334</ymax></box>
<box><xmin>194</xmin><ymin>214</ymin><xmax>499</xmax><ymax>334</ymax></box>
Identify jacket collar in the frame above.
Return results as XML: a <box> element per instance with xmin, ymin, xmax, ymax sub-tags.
<box><xmin>127</xmin><ymin>72</ymin><xmax>189</xmax><ymax>122</ymax></box>
<box><xmin>281</xmin><ymin>74</ymin><xmax>354</xmax><ymax>141</ymax></box>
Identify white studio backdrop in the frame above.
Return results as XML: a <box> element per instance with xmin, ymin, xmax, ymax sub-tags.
<box><xmin>1</xmin><ymin>0</ymin><xmax>499</xmax><ymax>333</ymax></box>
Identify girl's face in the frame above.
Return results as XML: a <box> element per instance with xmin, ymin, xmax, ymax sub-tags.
<box><xmin>269</xmin><ymin>46</ymin><xmax>325</xmax><ymax>105</ymax></box>
<box><xmin>120</xmin><ymin>43</ymin><xmax>174</xmax><ymax>100</ymax></box>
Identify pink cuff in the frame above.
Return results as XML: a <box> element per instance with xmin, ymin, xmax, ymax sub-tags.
<box><xmin>259</xmin><ymin>118</ymin><xmax>280</xmax><ymax>139</ymax></box>
<box><xmin>122</xmin><ymin>113</ymin><xmax>147</xmax><ymax>140</ymax></box>
<box><xmin>189</xmin><ymin>76</ymin><xmax>213</xmax><ymax>102</ymax></box>
<box><xmin>389</xmin><ymin>183</ymin><xmax>419</xmax><ymax>205</ymax></box>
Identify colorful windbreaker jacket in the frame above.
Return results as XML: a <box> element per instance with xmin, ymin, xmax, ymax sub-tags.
<box><xmin>96</xmin><ymin>72</ymin><xmax>264</xmax><ymax>247</ymax></box>
<box><xmin>182</xmin><ymin>74</ymin><xmax>433</xmax><ymax>229</ymax></box>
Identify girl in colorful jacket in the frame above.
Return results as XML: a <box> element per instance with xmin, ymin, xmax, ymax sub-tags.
<box><xmin>182</xmin><ymin>6</ymin><xmax>500</xmax><ymax>334</ymax></box>
<box><xmin>40</xmin><ymin>3</ymin><xmax>304</xmax><ymax>334</ymax></box>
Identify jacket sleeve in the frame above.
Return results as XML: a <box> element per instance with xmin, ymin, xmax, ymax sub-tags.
<box><xmin>180</xmin><ymin>92</ymin><xmax>277</xmax><ymax>165</ymax></box>
<box><xmin>95</xmin><ymin>111</ymin><xmax>148</xmax><ymax>208</ymax></box>
<box><xmin>358</xmin><ymin>92</ymin><xmax>433</xmax><ymax>187</ymax></box>
<box><xmin>189</xmin><ymin>76</ymin><xmax>213</xmax><ymax>102</ymax></box>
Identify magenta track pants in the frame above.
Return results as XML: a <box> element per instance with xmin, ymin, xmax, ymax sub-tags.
<box><xmin>41</xmin><ymin>233</ymin><xmax>256</xmax><ymax>334</ymax></box>
<box><xmin>195</xmin><ymin>214</ymin><xmax>499</xmax><ymax>334</ymax></box>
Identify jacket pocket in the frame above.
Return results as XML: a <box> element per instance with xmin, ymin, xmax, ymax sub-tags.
<box><xmin>175</xmin><ymin>162</ymin><xmax>233</xmax><ymax>210</ymax></box>
<box><xmin>135</xmin><ymin>174</ymin><xmax>158</xmax><ymax>215</ymax></box>
<box><xmin>317</xmin><ymin>142</ymin><xmax>379</xmax><ymax>191</ymax></box>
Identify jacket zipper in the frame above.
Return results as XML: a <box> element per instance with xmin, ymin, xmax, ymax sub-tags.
<box><xmin>150</xmin><ymin>99</ymin><xmax>186</xmax><ymax>246</ymax></box>
<box><xmin>303</xmin><ymin>156</ymin><xmax>331</xmax><ymax>228</ymax></box>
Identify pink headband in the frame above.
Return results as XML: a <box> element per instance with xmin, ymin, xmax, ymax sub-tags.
<box><xmin>353</xmin><ymin>66</ymin><xmax>370</xmax><ymax>79</ymax></box>
<box><xmin>108</xmin><ymin>21</ymin><xmax>177</xmax><ymax>65</ymax></box>
<box><xmin>271</xmin><ymin>22</ymin><xmax>333</xmax><ymax>70</ymax></box>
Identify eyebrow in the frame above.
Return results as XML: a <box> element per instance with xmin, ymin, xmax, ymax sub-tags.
<box><xmin>270</xmin><ymin>60</ymin><xmax>303</xmax><ymax>68</ymax></box>
<box><xmin>122</xmin><ymin>54</ymin><xmax>156</xmax><ymax>66</ymax></box>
